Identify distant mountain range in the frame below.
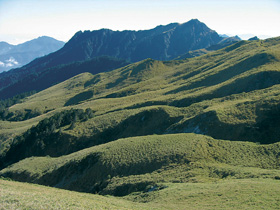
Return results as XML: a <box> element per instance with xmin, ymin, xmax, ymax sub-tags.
<box><xmin>0</xmin><ymin>19</ymin><xmax>241</xmax><ymax>99</ymax></box>
<box><xmin>63</xmin><ymin>19</ymin><xmax>222</xmax><ymax>62</ymax></box>
<box><xmin>0</xmin><ymin>36</ymin><xmax>64</xmax><ymax>73</ymax></box>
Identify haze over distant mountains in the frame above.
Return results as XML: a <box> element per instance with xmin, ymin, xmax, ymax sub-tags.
<box><xmin>0</xmin><ymin>19</ymin><xmax>241</xmax><ymax>99</ymax></box>
<box><xmin>0</xmin><ymin>36</ymin><xmax>64</xmax><ymax>73</ymax></box>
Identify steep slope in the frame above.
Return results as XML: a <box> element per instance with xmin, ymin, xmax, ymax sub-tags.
<box><xmin>0</xmin><ymin>36</ymin><xmax>64</xmax><ymax>72</ymax></box>
<box><xmin>0</xmin><ymin>37</ymin><xmax>280</xmax><ymax>169</ymax></box>
<box><xmin>0</xmin><ymin>19</ymin><xmax>223</xmax><ymax>99</ymax></box>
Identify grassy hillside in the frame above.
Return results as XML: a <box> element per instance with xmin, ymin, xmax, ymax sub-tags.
<box><xmin>1</xmin><ymin>37</ymin><xmax>280</xmax><ymax>166</ymax></box>
<box><xmin>1</xmin><ymin>178</ymin><xmax>280</xmax><ymax>210</ymax></box>
<box><xmin>1</xmin><ymin>134</ymin><xmax>280</xmax><ymax>193</ymax></box>
<box><xmin>0</xmin><ymin>37</ymin><xmax>280</xmax><ymax>208</ymax></box>
<box><xmin>0</xmin><ymin>179</ymin><xmax>148</xmax><ymax>210</ymax></box>
<box><xmin>1</xmin><ymin>133</ymin><xmax>280</xmax><ymax>209</ymax></box>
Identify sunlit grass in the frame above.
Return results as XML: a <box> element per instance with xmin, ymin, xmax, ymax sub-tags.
<box><xmin>1</xmin><ymin>133</ymin><xmax>279</xmax><ymax>195</ymax></box>
<box><xmin>1</xmin><ymin>178</ymin><xmax>280</xmax><ymax>210</ymax></box>
<box><xmin>0</xmin><ymin>179</ymin><xmax>149</xmax><ymax>210</ymax></box>
<box><xmin>0</xmin><ymin>37</ymin><xmax>280</xmax><ymax>209</ymax></box>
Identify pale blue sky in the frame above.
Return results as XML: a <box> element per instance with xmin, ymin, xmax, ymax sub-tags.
<box><xmin>0</xmin><ymin>0</ymin><xmax>279</xmax><ymax>44</ymax></box>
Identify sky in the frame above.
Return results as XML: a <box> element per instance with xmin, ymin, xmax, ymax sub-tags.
<box><xmin>0</xmin><ymin>0</ymin><xmax>279</xmax><ymax>44</ymax></box>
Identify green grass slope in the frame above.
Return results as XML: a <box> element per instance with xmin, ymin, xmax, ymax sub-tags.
<box><xmin>0</xmin><ymin>37</ymin><xmax>280</xmax><ymax>209</ymax></box>
<box><xmin>1</xmin><ymin>134</ymin><xmax>279</xmax><ymax>195</ymax></box>
<box><xmin>1</xmin><ymin>178</ymin><xmax>280</xmax><ymax>210</ymax></box>
<box><xmin>1</xmin><ymin>37</ymin><xmax>280</xmax><ymax>168</ymax></box>
<box><xmin>0</xmin><ymin>179</ymin><xmax>148</xmax><ymax>210</ymax></box>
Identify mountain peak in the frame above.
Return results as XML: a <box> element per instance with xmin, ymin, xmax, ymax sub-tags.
<box><xmin>0</xmin><ymin>36</ymin><xmax>65</xmax><ymax>73</ymax></box>
<box><xmin>65</xmin><ymin>19</ymin><xmax>222</xmax><ymax>63</ymax></box>
<box><xmin>179</xmin><ymin>19</ymin><xmax>203</xmax><ymax>26</ymax></box>
<box><xmin>248</xmin><ymin>36</ymin><xmax>260</xmax><ymax>41</ymax></box>
<box><xmin>36</xmin><ymin>36</ymin><xmax>61</xmax><ymax>41</ymax></box>
<box><xmin>189</xmin><ymin>18</ymin><xmax>200</xmax><ymax>23</ymax></box>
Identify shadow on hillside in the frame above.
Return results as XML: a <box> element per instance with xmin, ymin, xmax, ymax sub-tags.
<box><xmin>84</xmin><ymin>75</ymin><xmax>101</xmax><ymax>87</ymax></box>
<box><xmin>65</xmin><ymin>90</ymin><xmax>94</xmax><ymax>106</ymax></box>
<box><xmin>172</xmin><ymin>104</ymin><xmax>280</xmax><ymax>144</ymax></box>
<box><xmin>0</xmin><ymin>107</ymin><xmax>183</xmax><ymax>170</ymax></box>
<box><xmin>166</xmin><ymin>53</ymin><xmax>275</xmax><ymax>95</ymax></box>
<box><xmin>224</xmin><ymin>40</ymin><xmax>247</xmax><ymax>52</ymax></box>
<box><xmin>171</xmin><ymin>71</ymin><xmax>280</xmax><ymax>108</ymax></box>
<box><xmin>85</xmin><ymin>108</ymin><xmax>183</xmax><ymax>147</ymax></box>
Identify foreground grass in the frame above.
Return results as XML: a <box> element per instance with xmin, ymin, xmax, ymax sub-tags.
<box><xmin>0</xmin><ymin>179</ymin><xmax>148</xmax><ymax>210</ymax></box>
<box><xmin>126</xmin><ymin>179</ymin><xmax>280</xmax><ymax>210</ymax></box>
<box><xmin>1</xmin><ymin>178</ymin><xmax>280</xmax><ymax>210</ymax></box>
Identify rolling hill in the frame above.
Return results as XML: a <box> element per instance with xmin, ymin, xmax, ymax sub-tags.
<box><xmin>0</xmin><ymin>36</ymin><xmax>280</xmax><ymax>209</ymax></box>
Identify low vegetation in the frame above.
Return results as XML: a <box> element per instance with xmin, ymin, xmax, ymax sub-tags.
<box><xmin>1</xmin><ymin>38</ymin><xmax>280</xmax><ymax>163</ymax></box>
<box><xmin>1</xmin><ymin>134</ymin><xmax>280</xmax><ymax>194</ymax></box>
<box><xmin>0</xmin><ymin>179</ymin><xmax>148</xmax><ymax>210</ymax></box>
<box><xmin>0</xmin><ymin>108</ymin><xmax>95</xmax><ymax>168</ymax></box>
<box><xmin>0</xmin><ymin>37</ymin><xmax>280</xmax><ymax>209</ymax></box>
<box><xmin>1</xmin><ymin>172</ymin><xmax>280</xmax><ymax>209</ymax></box>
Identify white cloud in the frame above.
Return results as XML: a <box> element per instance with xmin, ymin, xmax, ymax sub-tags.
<box><xmin>5</xmin><ymin>63</ymin><xmax>14</xmax><ymax>67</ymax></box>
<box><xmin>0</xmin><ymin>57</ymin><xmax>19</xmax><ymax>68</ymax></box>
<box><xmin>5</xmin><ymin>57</ymin><xmax>19</xmax><ymax>65</ymax></box>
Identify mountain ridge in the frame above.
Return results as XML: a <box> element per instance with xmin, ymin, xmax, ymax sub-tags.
<box><xmin>64</xmin><ymin>19</ymin><xmax>222</xmax><ymax>62</ymax></box>
<box><xmin>0</xmin><ymin>19</ymin><xmax>227</xmax><ymax>99</ymax></box>
<box><xmin>0</xmin><ymin>36</ymin><xmax>64</xmax><ymax>73</ymax></box>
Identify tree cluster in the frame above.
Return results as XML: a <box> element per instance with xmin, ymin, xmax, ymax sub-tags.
<box><xmin>0</xmin><ymin>91</ymin><xmax>36</xmax><ymax>109</ymax></box>
<box><xmin>0</xmin><ymin>91</ymin><xmax>37</xmax><ymax>121</ymax></box>
<box><xmin>0</xmin><ymin>109</ymin><xmax>42</xmax><ymax>121</ymax></box>
<box><xmin>0</xmin><ymin>108</ymin><xmax>95</xmax><ymax>169</ymax></box>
